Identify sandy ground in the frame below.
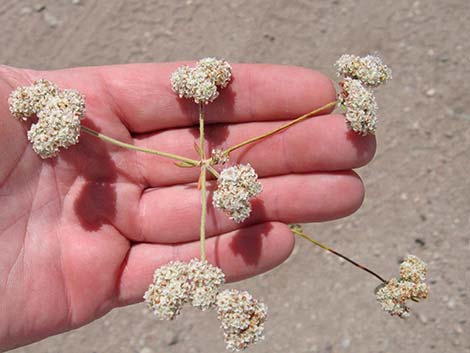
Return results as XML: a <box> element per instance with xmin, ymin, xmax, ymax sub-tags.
<box><xmin>1</xmin><ymin>0</ymin><xmax>469</xmax><ymax>352</ymax></box>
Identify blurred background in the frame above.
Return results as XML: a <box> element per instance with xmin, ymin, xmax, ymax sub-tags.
<box><xmin>2</xmin><ymin>0</ymin><xmax>469</xmax><ymax>352</ymax></box>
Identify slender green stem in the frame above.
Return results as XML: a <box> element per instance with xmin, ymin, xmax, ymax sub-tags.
<box><xmin>199</xmin><ymin>103</ymin><xmax>206</xmax><ymax>160</ymax></box>
<box><xmin>81</xmin><ymin>125</ymin><xmax>199</xmax><ymax>166</ymax></box>
<box><xmin>200</xmin><ymin>167</ymin><xmax>207</xmax><ymax>261</ymax></box>
<box><xmin>199</xmin><ymin>103</ymin><xmax>207</xmax><ymax>261</ymax></box>
<box><xmin>223</xmin><ymin>101</ymin><xmax>337</xmax><ymax>155</ymax></box>
<box><xmin>206</xmin><ymin>164</ymin><xmax>220</xmax><ymax>179</ymax></box>
<box><xmin>291</xmin><ymin>226</ymin><xmax>387</xmax><ymax>284</ymax></box>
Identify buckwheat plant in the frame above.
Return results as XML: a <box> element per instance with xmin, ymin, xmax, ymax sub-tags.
<box><xmin>9</xmin><ymin>55</ymin><xmax>428</xmax><ymax>351</ymax></box>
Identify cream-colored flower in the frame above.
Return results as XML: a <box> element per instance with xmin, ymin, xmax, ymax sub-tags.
<box><xmin>338</xmin><ymin>77</ymin><xmax>378</xmax><ymax>135</ymax></box>
<box><xmin>212</xmin><ymin>163</ymin><xmax>262</xmax><ymax>223</ymax></box>
<box><xmin>144</xmin><ymin>259</ymin><xmax>225</xmax><ymax>319</ymax></box>
<box><xmin>335</xmin><ymin>54</ymin><xmax>391</xmax><ymax>87</ymax></box>
<box><xmin>10</xmin><ymin>79</ymin><xmax>86</xmax><ymax>158</ymax></box>
<box><xmin>399</xmin><ymin>255</ymin><xmax>427</xmax><ymax>284</ymax></box>
<box><xmin>187</xmin><ymin>259</ymin><xmax>225</xmax><ymax>311</ymax></box>
<box><xmin>143</xmin><ymin>261</ymin><xmax>192</xmax><ymax>320</ymax></box>
<box><xmin>9</xmin><ymin>79</ymin><xmax>59</xmax><ymax>120</ymax></box>
<box><xmin>375</xmin><ymin>255</ymin><xmax>429</xmax><ymax>318</ymax></box>
<box><xmin>197</xmin><ymin>57</ymin><xmax>232</xmax><ymax>88</ymax></box>
<box><xmin>216</xmin><ymin>289</ymin><xmax>267</xmax><ymax>351</ymax></box>
<box><xmin>170</xmin><ymin>57</ymin><xmax>232</xmax><ymax>104</ymax></box>
<box><xmin>211</xmin><ymin>148</ymin><xmax>229</xmax><ymax>165</ymax></box>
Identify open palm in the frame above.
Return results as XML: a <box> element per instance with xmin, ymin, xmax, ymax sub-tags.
<box><xmin>0</xmin><ymin>63</ymin><xmax>375</xmax><ymax>350</ymax></box>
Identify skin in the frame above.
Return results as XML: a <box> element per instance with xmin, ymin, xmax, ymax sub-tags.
<box><xmin>0</xmin><ymin>63</ymin><xmax>375</xmax><ymax>350</ymax></box>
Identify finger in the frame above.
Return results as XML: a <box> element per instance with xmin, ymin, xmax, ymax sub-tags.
<box><xmin>134</xmin><ymin>114</ymin><xmax>376</xmax><ymax>187</ymax></box>
<box><xmin>117</xmin><ymin>222</ymin><xmax>295</xmax><ymax>306</ymax></box>
<box><xmin>132</xmin><ymin>171</ymin><xmax>363</xmax><ymax>244</ymax></box>
<box><xmin>29</xmin><ymin>63</ymin><xmax>336</xmax><ymax>133</ymax></box>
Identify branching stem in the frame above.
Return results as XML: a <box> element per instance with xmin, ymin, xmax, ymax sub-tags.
<box><xmin>81</xmin><ymin>126</ymin><xmax>199</xmax><ymax>166</ymax></box>
<box><xmin>222</xmin><ymin>101</ymin><xmax>337</xmax><ymax>155</ymax></box>
<box><xmin>291</xmin><ymin>226</ymin><xmax>387</xmax><ymax>284</ymax></box>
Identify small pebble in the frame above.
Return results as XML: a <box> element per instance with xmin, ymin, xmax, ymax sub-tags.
<box><xmin>20</xmin><ymin>7</ymin><xmax>33</xmax><ymax>15</ymax></box>
<box><xmin>425</xmin><ymin>88</ymin><xmax>436</xmax><ymax>97</ymax></box>
<box><xmin>43</xmin><ymin>12</ymin><xmax>59</xmax><ymax>27</ymax></box>
<box><xmin>447</xmin><ymin>297</ymin><xmax>456</xmax><ymax>310</ymax></box>
<box><xmin>418</xmin><ymin>313</ymin><xmax>428</xmax><ymax>324</ymax></box>
<box><xmin>140</xmin><ymin>348</ymin><xmax>154</xmax><ymax>353</ymax></box>
<box><xmin>34</xmin><ymin>4</ymin><xmax>46</xmax><ymax>12</ymax></box>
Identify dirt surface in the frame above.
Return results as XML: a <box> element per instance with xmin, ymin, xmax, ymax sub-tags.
<box><xmin>1</xmin><ymin>0</ymin><xmax>469</xmax><ymax>352</ymax></box>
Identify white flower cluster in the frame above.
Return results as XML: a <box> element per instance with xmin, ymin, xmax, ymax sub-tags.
<box><xmin>212</xmin><ymin>163</ymin><xmax>263</xmax><ymax>223</ymax></box>
<box><xmin>338</xmin><ymin>78</ymin><xmax>378</xmax><ymax>135</ymax></box>
<box><xmin>187</xmin><ymin>258</ymin><xmax>226</xmax><ymax>311</ymax></box>
<box><xmin>144</xmin><ymin>259</ymin><xmax>225</xmax><ymax>320</ymax></box>
<box><xmin>335</xmin><ymin>54</ymin><xmax>392</xmax><ymax>88</ymax></box>
<box><xmin>211</xmin><ymin>148</ymin><xmax>229</xmax><ymax>165</ymax></box>
<box><xmin>170</xmin><ymin>58</ymin><xmax>232</xmax><ymax>104</ymax></box>
<box><xmin>145</xmin><ymin>261</ymin><xmax>267</xmax><ymax>351</ymax></box>
<box><xmin>9</xmin><ymin>79</ymin><xmax>86</xmax><ymax>159</ymax></box>
<box><xmin>375</xmin><ymin>255</ymin><xmax>429</xmax><ymax>318</ymax></box>
<box><xmin>216</xmin><ymin>289</ymin><xmax>267</xmax><ymax>352</ymax></box>
<box><xmin>144</xmin><ymin>261</ymin><xmax>191</xmax><ymax>320</ymax></box>
<box><xmin>335</xmin><ymin>54</ymin><xmax>391</xmax><ymax>135</ymax></box>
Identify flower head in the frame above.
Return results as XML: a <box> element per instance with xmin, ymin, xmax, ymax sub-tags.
<box><xmin>211</xmin><ymin>148</ymin><xmax>229</xmax><ymax>165</ymax></box>
<box><xmin>144</xmin><ymin>259</ymin><xmax>225</xmax><ymax>319</ymax></box>
<box><xmin>335</xmin><ymin>54</ymin><xmax>392</xmax><ymax>87</ymax></box>
<box><xmin>212</xmin><ymin>163</ymin><xmax>262</xmax><ymax>223</ymax></box>
<box><xmin>8</xmin><ymin>79</ymin><xmax>59</xmax><ymax>120</ymax></box>
<box><xmin>9</xmin><ymin>79</ymin><xmax>86</xmax><ymax>159</ymax></box>
<box><xmin>216</xmin><ymin>289</ymin><xmax>267</xmax><ymax>351</ymax></box>
<box><xmin>187</xmin><ymin>259</ymin><xmax>225</xmax><ymax>311</ymax></box>
<box><xmin>28</xmin><ymin>105</ymin><xmax>82</xmax><ymax>159</ymax></box>
<box><xmin>375</xmin><ymin>255</ymin><xmax>429</xmax><ymax>318</ymax></box>
<box><xmin>196</xmin><ymin>57</ymin><xmax>232</xmax><ymax>88</ymax></box>
<box><xmin>170</xmin><ymin>58</ymin><xmax>232</xmax><ymax>104</ymax></box>
<box><xmin>143</xmin><ymin>261</ymin><xmax>192</xmax><ymax>320</ymax></box>
<box><xmin>400</xmin><ymin>255</ymin><xmax>427</xmax><ymax>284</ymax></box>
<box><xmin>338</xmin><ymin>77</ymin><xmax>378</xmax><ymax>135</ymax></box>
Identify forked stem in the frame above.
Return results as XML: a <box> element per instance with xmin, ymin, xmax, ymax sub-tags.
<box><xmin>81</xmin><ymin>126</ymin><xmax>199</xmax><ymax>166</ymax></box>
<box><xmin>222</xmin><ymin>101</ymin><xmax>337</xmax><ymax>155</ymax></box>
<box><xmin>290</xmin><ymin>226</ymin><xmax>387</xmax><ymax>284</ymax></box>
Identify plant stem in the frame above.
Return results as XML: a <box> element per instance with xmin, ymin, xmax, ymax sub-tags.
<box><xmin>222</xmin><ymin>100</ymin><xmax>337</xmax><ymax>155</ymax></box>
<box><xmin>200</xmin><ymin>167</ymin><xmax>207</xmax><ymax>261</ymax></box>
<box><xmin>206</xmin><ymin>165</ymin><xmax>220</xmax><ymax>179</ymax></box>
<box><xmin>199</xmin><ymin>103</ymin><xmax>206</xmax><ymax>160</ymax></box>
<box><xmin>291</xmin><ymin>226</ymin><xmax>387</xmax><ymax>284</ymax></box>
<box><xmin>81</xmin><ymin>125</ymin><xmax>199</xmax><ymax>166</ymax></box>
<box><xmin>199</xmin><ymin>103</ymin><xmax>207</xmax><ymax>261</ymax></box>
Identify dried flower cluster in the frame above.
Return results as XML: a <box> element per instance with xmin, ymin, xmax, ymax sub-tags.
<box><xmin>170</xmin><ymin>57</ymin><xmax>232</xmax><ymax>104</ymax></box>
<box><xmin>338</xmin><ymin>78</ymin><xmax>378</xmax><ymax>135</ymax></box>
<box><xmin>144</xmin><ymin>259</ymin><xmax>225</xmax><ymax>319</ymax></box>
<box><xmin>211</xmin><ymin>148</ymin><xmax>229</xmax><ymax>165</ymax></box>
<box><xmin>216</xmin><ymin>289</ymin><xmax>267</xmax><ymax>351</ymax></box>
<box><xmin>212</xmin><ymin>163</ymin><xmax>263</xmax><ymax>223</ymax></box>
<box><xmin>335</xmin><ymin>54</ymin><xmax>391</xmax><ymax>135</ymax></box>
<box><xmin>8</xmin><ymin>79</ymin><xmax>86</xmax><ymax>158</ymax></box>
<box><xmin>144</xmin><ymin>260</ymin><xmax>266</xmax><ymax>351</ymax></box>
<box><xmin>375</xmin><ymin>255</ymin><xmax>429</xmax><ymax>318</ymax></box>
<box><xmin>335</xmin><ymin>54</ymin><xmax>391</xmax><ymax>88</ymax></box>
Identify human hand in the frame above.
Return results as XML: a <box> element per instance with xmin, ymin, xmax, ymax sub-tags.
<box><xmin>0</xmin><ymin>62</ymin><xmax>375</xmax><ymax>350</ymax></box>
